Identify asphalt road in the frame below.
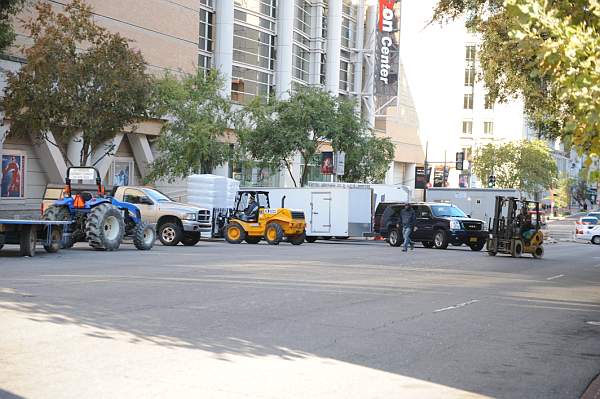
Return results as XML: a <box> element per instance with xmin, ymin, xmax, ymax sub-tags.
<box><xmin>0</xmin><ymin>239</ymin><xmax>599</xmax><ymax>399</ymax></box>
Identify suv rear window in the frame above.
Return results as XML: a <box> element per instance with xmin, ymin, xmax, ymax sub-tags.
<box><xmin>430</xmin><ymin>205</ymin><xmax>467</xmax><ymax>218</ymax></box>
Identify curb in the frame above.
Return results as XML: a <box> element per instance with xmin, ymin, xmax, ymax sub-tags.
<box><xmin>581</xmin><ymin>373</ymin><xmax>600</xmax><ymax>399</ymax></box>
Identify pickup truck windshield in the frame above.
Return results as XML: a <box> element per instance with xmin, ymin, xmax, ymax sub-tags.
<box><xmin>431</xmin><ymin>205</ymin><xmax>467</xmax><ymax>218</ymax></box>
<box><xmin>143</xmin><ymin>188</ymin><xmax>173</xmax><ymax>202</ymax></box>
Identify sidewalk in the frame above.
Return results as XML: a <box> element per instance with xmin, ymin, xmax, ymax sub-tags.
<box><xmin>581</xmin><ymin>373</ymin><xmax>600</xmax><ymax>399</ymax></box>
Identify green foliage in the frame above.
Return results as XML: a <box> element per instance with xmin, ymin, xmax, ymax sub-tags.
<box><xmin>472</xmin><ymin>139</ymin><xmax>558</xmax><ymax>195</ymax></box>
<box><xmin>553</xmin><ymin>174</ymin><xmax>571</xmax><ymax>208</ymax></box>
<box><xmin>2</xmin><ymin>0</ymin><xmax>152</xmax><ymax>166</ymax></box>
<box><xmin>0</xmin><ymin>0</ymin><xmax>26</xmax><ymax>53</ymax></box>
<box><xmin>432</xmin><ymin>0</ymin><xmax>600</xmax><ymax>154</ymax></box>
<box><xmin>341</xmin><ymin>134</ymin><xmax>395</xmax><ymax>183</ymax></box>
<box><xmin>146</xmin><ymin>69</ymin><xmax>232</xmax><ymax>183</ymax></box>
<box><xmin>239</xmin><ymin>87</ymin><xmax>376</xmax><ymax>187</ymax></box>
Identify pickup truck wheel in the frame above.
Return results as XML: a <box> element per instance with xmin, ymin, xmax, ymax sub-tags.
<box><xmin>469</xmin><ymin>241</ymin><xmax>485</xmax><ymax>251</ymax></box>
<box><xmin>388</xmin><ymin>228</ymin><xmax>402</xmax><ymax>247</ymax></box>
<box><xmin>433</xmin><ymin>230</ymin><xmax>449</xmax><ymax>249</ymax></box>
<box><xmin>181</xmin><ymin>232</ymin><xmax>201</xmax><ymax>246</ymax></box>
<box><xmin>158</xmin><ymin>222</ymin><xmax>182</xmax><ymax>246</ymax></box>
<box><xmin>133</xmin><ymin>222</ymin><xmax>156</xmax><ymax>250</ymax></box>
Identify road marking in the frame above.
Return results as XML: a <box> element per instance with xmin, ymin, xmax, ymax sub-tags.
<box><xmin>546</xmin><ymin>274</ymin><xmax>565</xmax><ymax>281</ymax></box>
<box><xmin>434</xmin><ymin>299</ymin><xmax>479</xmax><ymax>313</ymax></box>
<box><xmin>586</xmin><ymin>321</ymin><xmax>600</xmax><ymax>326</ymax></box>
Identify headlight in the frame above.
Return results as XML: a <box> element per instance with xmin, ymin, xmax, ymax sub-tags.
<box><xmin>481</xmin><ymin>221</ymin><xmax>488</xmax><ymax>231</ymax></box>
<box><xmin>183</xmin><ymin>213</ymin><xmax>197</xmax><ymax>221</ymax></box>
<box><xmin>450</xmin><ymin>219</ymin><xmax>461</xmax><ymax>230</ymax></box>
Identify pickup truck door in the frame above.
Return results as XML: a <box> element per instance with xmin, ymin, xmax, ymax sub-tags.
<box><xmin>122</xmin><ymin>188</ymin><xmax>156</xmax><ymax>223</ymax></box>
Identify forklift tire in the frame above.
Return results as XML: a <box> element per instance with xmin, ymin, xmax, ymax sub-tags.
<box><xmin>44</xmin><ymin>205</ymin><xmax>74</xmax><ymax>248</ymax></box>
<box><xmin>245</xmin><ymin>237</ymin><xmax>261</xmax><ymax>244</ymax></box>
<box><xmin>181</xmin><ymin>232</ymin><xmax>201</xmax><ymax>246</ymax></box>
<box><xmin>532</xmin><ymin>245</ymin><xmax>544</xmax><ymax>259</ymax></box>
<box><xmin>19</xmin><ymin>225</ymin><xmax>37</xmax><ymax>257</ymax></box>
<box><xmin>86</xmin><ymin>204</ymin><xmax>125</xmax><ymax>251</ymax></box>
<box><xmin>225</xmin><ymin>223</ymin><xmax>246</xmax><ymax>244</ymax></box>
<box><xmin>388</xmin><ymin>228</ymin><xmax>402</xmax><ymax>247</ymax></box>
<box><xmin>158</xmin><ymin>222</ymin><xmax>182</xmax><ymax>246</ymax></box>
<box><xmin>44</xmin><ymin>227</ymin><xmax>62</xmax><ymax>253</ymax></box>
<box><xmin>305</xmin><ymin>236</ymin><xmax>318</xmax><ymax>243</ymax></box>
<box><xmin>422</xmin><ymin>241</ymin><xmax>434</xmax><ymax>248</ymax></box>
<box><xmin>133</xmin><ymin>222</ymin><xmax>156</xmax><ymax>250</ymax></box>
<box><xmin>469</xmin><ymin>241</ymin><xmax>485</xmax><ymax>251</ymax></box>
<box><xmin>289</xmin><ymin>232</ymin><xmax>305</xmax><ymax>245</ymax></box>
<box><xmin>511</xmin><ymin>240</ymin><xmax>523</xmax><ymax>258</ymax></box>
<box><xmin>265</xmin><ymin>223</ymin><xmax>284</xmax><ymax>245</ymax></box>
<box><xmin>433</xmin><ymin>230</ymin><xmax>449</xmax><ymax>249</ymax></box>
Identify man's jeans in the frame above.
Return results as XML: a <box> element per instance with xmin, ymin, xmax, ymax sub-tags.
<box><xmin>402</xmin><ymin>226</ymin><xmax>413</xmax><ymax>251</ymax></box>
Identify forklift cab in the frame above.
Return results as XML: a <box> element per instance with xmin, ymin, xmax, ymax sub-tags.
<box><xmin>233</xmin><ymin>191</ymin><xmax>271</xmax><ymax>222</ymax></box>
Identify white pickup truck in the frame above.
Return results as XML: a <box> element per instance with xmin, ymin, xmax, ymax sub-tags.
<box><xmin>112</xmin><ymin>186</ymin><xmax>211</xmax><ymax>246</ymax></box>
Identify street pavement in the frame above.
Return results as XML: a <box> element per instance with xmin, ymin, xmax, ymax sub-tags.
<box><xmin>0</xmin><ymin>239</ymin><xmax>599</xmax><ymax>399</ymax></box>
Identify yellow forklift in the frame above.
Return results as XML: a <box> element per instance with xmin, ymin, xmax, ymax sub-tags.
<box><xmin>224</xmin><ymin>190</ymin><xmax>306</xmax><ymax>245</ymax></box>
<box><xmin>486</xmin><ymin>196</ymin><xmax>544</xmax><ymax>258</ymax></box>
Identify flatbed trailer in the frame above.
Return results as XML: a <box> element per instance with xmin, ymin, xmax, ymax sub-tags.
<box><xmin>0</xmin><ymin>219</ymin><xmax>72</xmax><ymax>257</ymax></box>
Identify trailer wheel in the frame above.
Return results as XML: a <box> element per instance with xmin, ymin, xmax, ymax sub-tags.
<box><xmin>44</xmin><ymin>227</ymin><xmax>62</xmax><ymax>253</ymax></box>
<box><xmin>265</xmin><ymin>223</ymin><xmax>284</xmax><ymax>245</ymax></box>
<box><xmin>133</xmin><ymin>222</ymin><xmax>155</xmax><ymax>250</ymax></box>
<box><xmin>305</xmin><ymin>236</ymin><xmax>318</xmax><ymax>243</ymax></box>
<box><xmin>86</xmin><ymin>204</ymin><xmax>125</xmax><ymax>251</ymax></box>
<box><xmin>44</xmin><ymin>205</ymin><xmax>74</xmax><ymax>248</ymax></box>
<box><xmin>19</xmin><ymin>225</ymin><xmax>37</xmax><ymax>257</ymax></box>
<box><xmin>388</xmin><ymin>228</ymin><xmax>402</xmax><ymax>247</ymax></box>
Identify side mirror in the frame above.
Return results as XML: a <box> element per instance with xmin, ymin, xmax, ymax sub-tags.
<box><xmin>467</xmin><ymin>214</ymin><xmax>471</xmax><ymax>218</ymax></box>
<box><xmin>140</xmin><ymin>196</ymin><xmax>153</xmax><ymax>205</ymax></box>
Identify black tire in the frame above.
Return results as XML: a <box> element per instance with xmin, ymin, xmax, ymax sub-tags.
<box><xmin>388</xmin><ymin>228</ymin><xmax>402</xmax><ymax>247</ymax></box>
<box><xmin>321</xmin><ymin>236</ymin><xmax>332</xmax><ymax>240</ymax></box>
<box><xmin>422</xmin><ymin>241</ymin><xmax>434</xmax><ymax>248</ymax></box>
<box><xmin>43</xmin><ymin>205</ymin><xmax>74</xmax><ymax>248</ymax></box>
<box><xmin>158</xmin><ymin>222</ymin><xmax>183</xmax><ymax>246</ymax></box>
<box><xmin>44</xmin><ymin>226</ymin><xmax>62</xmax><ymax>253</ymax></box>
<box><xmin>469</xmin><ymin>241</ymin><xmax>485</xmax><ymax>251</ymax></box>
<box><xmin>133</xmin><ymin>222</ymin><xmax>155</xmax><ymax>250</ymax></box>
<box><xmin>305</xmin><ymin>236</ymin><xmax>318</xmax><ymax>243</ymax></box>
<box><xmin>86</xmin><ymin>204</ymin><xmax>125</xmax><ymax>251</ymax></box>
<box><xmin>511</xmin><ymin>239</ymin><xmax>523</xmax><ymax>258</ymax></box>
<box><xmin>433</xmin><ymin>230</ymin><xmax>449</xmax><ymax>249</ymax></box>
<box><xmin>532</xmin><ymin>245</ymin><xmax>544</xmax><ymax>259</ymax></box>
<box><xmin>592</xmin><ymin>236</ymin><xmax>600</xmax><ymax>245</ymax></box>
<box><xmin>245</xmin><ymin>236</ymin><xmax>261</xmax><ymax>244</ymax></box>
<box><xmin>225</xmin><ymin>223</ymin><xmax>246</xmax><ymax>244</ymax></box>
<box><xmin>289</xmin><ymin>231</ymin><xmax>305</xmax><ymax>245</ymax></box>
<box><xmin>181</xmin><ymin>232</ymin><xmax>201</xmax><ymax>246</ymax></box>
<box><xmin>19</xmin><ymin>225</ymin><xmax>37</xmax><ymax>257</ymax></box>
<box><xmin>265</xmin><ymin>223</ymin><xmax>284</xmax><ymax>245</ymax></box>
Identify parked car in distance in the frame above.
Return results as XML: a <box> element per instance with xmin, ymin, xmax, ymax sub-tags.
<box><xmin>575</xmin><ymin>216</ymin><xmax>600</xmax><ymax>244</ymax></box>
<box><xmin>111</xmin><ymin>186</ymin><xmax>211</xmax><ymax>246</ymax></box>
<box><xmin>374</xmin><ymin>202</ymin><xmax>488</xmax><ymax>250</ymax></box>
<box><xmin>586</xmin><ymin>211</ymin><xmax>600</xmax><ymax>220</ymax></box>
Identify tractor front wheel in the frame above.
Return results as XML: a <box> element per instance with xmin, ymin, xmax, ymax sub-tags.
<box><xmin>86</xmin><ymin>204</ymin><xmax>125</xmax><ymax>251</ymax></box>
<box><xmin>265</xmin><ymin>223</ymin><xmax>284</xmax><ymax>245</ymax></box>
<box><xmin>225</xmin><ymin>223</ymin><xmax>246</xmax><ymax>244</ymax></box>
<box><xmin>133</xmin><ymin>222</ymin><xmax>155</xmax><ymax>250</ymax></box>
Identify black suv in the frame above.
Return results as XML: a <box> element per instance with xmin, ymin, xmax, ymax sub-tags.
<box><xmin>374</xmin><ymin>202</ymin><xmax>488</xmax><ymax>250</ymax></box>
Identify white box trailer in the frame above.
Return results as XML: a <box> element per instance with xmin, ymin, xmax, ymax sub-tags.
<box><xmin>307</xmin><ymin>182</ymin><xmax>411</xmax><ymax>209</ymax></box>
<box><xmin>259</xmin><ymin>187</ymin><xmax>373</xmax><ymax>239</ymax></box>
<box><xmin>426</xmin><ymin>188</ymin><xmax>522</xmax><ymax>223</ymax></box>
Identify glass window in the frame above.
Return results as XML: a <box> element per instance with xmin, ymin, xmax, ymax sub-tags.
<box><xmin>484</xmin><ymin>94</ymin><xmax>494</xmax><ymax>109</ymax></box>
<box><xmin>199</xmin><ymin>9</ymin><xmax>213</xmax><ymax>52</ymax></box>
<box><xmin>123</xmin><ymin>188</ymin><xmax>148</xmax><ymax>204</ymax></box>
<box><xmin>293</xmin><ymin>44</ymin><xmax>309</xmax><ymax>82</ymax></box>
<box><xmin>462</xmin><ymin>120</ymin><xmax>473</xmax><ymax>135</ymax></box>
<box><xmin>233</xmin><ymin>24</ymin><xmax>275</xmax><ymax>70</ymax></box>
<box><xmin>143</xmin><ymin>188</ymin><xmax>173</xmax><ymax>202</ymax></box>
<box><xmin>484</xmin><ymin>121</ymin><xmax>494</xmax><ymax>135</ymax></box>
<box><xmin>198</xmin><ymin>54</ymin><xmax>212</xmax><ymax>74</ymax></box>
<box><xmin>339</xmin><ymin>59</ymin><xmax>354</xmax><ymax>92</ymax></box>
<box><xmin>294</xmin><ymin>0</ymin><xmax>311</xmax><ymax>37</ymax></box>
<box><xmin>465</xmin><ymin>45</ymin><xmax>476</xmax><ymax>62</ymax></box>
<box><xmin>200</xmin><ymin>0</ymin><xmax>213</xmax><ymax>7</ymax></box>
<box><xmin>431</xmin><ymin>205</ymin><xmax>467</xmax><ymax>218</ymax></box>
<box><xmin>234</xmin><ymin>0</ymin><xmax>276</xmax><ymax>18</ymax></box>
<box><xmin>464</xmin><ymin>68</ymin><xmax>474</xmax><ymax>86</ymax></box>
<box><xmin>231</xmin><ymin>65</ymin><xmax>273</xmax><ymax>104</ymax></box>
<box><xmin>463</xmin><ymin>93</ymin><xmax>473</xmax><ymax>109</ymax></box>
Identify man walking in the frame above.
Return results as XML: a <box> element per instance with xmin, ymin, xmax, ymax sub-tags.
<box><xmin>400</xmin><ymin>204</ymin><xmax>416</xmax><ymax>252</ymax></box>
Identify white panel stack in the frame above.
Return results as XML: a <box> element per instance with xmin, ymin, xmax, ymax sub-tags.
<box><xmin>187</xmin><ymin>174</ymin><xmax>239</xmax><ymax>210</ymax></box>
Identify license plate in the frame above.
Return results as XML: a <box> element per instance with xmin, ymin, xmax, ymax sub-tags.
<box><xmin>469</xmin><ymin>237</ymin><xmax>478</xmax><ymax>242</ymax></box>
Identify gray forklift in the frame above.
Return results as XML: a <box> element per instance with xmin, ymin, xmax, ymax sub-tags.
<box><xmin>486</xmin><ymin>196</ymin><xmax>544</xmax><ymax>258</ymax></box>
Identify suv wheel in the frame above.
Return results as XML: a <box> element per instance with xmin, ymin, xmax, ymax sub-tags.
<box><xmin>433</xmin><ymin>230</ymin><xmax>449</xmax><ymax>249</ymax></box>
<box><xmin>388</xmin><ymin>228</ymin><xmax>402</xmax><ymax>247</ymax></box>
<box><xmin>158</xmin><ymin>222</ymin><xmax>183</xmax><ymax>246</ymax></box>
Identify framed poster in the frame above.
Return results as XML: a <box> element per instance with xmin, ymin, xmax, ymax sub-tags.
<box><xmin>320</xmin><ymin>152</ymin><xmax>334</xmax><ymax>175</ymax></box>
<box><xmin>1</xmin><ymin>152</ymin><xmax>26</xmax><ymax>199</ymax></box>
<box><xmin>111</xmin><ymin>158</ymin><xmax>134</xmax><ymax>187</ymax></box>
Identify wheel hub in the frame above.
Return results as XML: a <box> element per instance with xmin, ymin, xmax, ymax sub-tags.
<box><xmin>162</xmin><ymin>227</ymin><xmax>176</xmax><ymax>242</ymax></box>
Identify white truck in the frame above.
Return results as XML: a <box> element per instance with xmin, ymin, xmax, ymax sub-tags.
<box><xmin>260</xmin><ymin>187</ymin><xmax>373</xmax><ymax>241</ymax></box>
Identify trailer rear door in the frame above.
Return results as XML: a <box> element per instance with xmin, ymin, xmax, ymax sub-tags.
<box><xmin>310</xmin><ymin>192</ymin><xmax>331</xmax><ymax>234</ymax></box>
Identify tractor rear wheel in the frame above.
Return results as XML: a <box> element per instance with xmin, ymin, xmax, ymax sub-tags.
<box><xmin>86</xmin><ymin>204</ymin><xmax>125</xmax><ymax>251</ymax></box>
<box><xmin>43</xmin><ymin>206</ymin><xmax>73</xmax><ymax>248</ymax></box>
<box><xmin>133</xmin><ymin>222</ymin><xmax>155</xmax><ymax>250</ymax></box>
<box><xmin>265</xmin><ymin>223</ymin><xmax>283</xmax><ymax>245</ymax></box>
<box><xmin>225</xmin><ymin>223</ymin><xmax>246</xmax><ymax>244</ymax></box>
<box><xmin>289</xmin><ymin>231</ymin><xmax>305</xmax><ymax>245</ymax></box>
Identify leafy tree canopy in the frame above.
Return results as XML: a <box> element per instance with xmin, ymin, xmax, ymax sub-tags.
<box><xmin>432</xmin><ymin>0</ymin><xmax>600</xmax><ymax>155</ymax></box>
<box><xmin>146</xmin><ymin>69</ymin><xmax>233</xmax><ymax>183</ymax></box>
<box><xmin>472</xmin><ymin>139</ymin><xmax>558</xmax><ymax>195</ymax></box>
<box><xmin>0</xmin><ymin>0</ymin><xmax>26</xmax><ymax>53</ymax></box>
<box><xmin>2</xmin><ymin>0</ymin><xmax>153</xmax><ymax>166</ymax></box>
<box><xmin>341</xmin><ymin>134</ymin><xmax>395</xmax><ymax>184</ymax></box>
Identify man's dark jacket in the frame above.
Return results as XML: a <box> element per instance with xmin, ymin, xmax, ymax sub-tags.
<box><xmin>400</xmin><ymin>207</ymin><xmax>416</xmax><ymax>228</ymax></box>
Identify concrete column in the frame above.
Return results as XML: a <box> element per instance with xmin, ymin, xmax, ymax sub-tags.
<box><xmin>363</xmin><ymin>5</ymin><xmax>377</xmax><ymax>128</ymax></box>
<box><xmin>31</xmin><ymin>132</ymin><xmax>68</xmax><ymax>183</ymax></box>
<box><xmin>90</xmin><ymin>133</ymin><xmax>124</xmax><ymax>179</ymax></box>
<box><xmin>309</xmin><ymin>3</ymin><xmax>324</xmax><ymax>85</ymax></box>
<box><xmin>127</xmin><ymin>133</ymin><xmax>154</xmax><ymax>179</ymax></box>
<box><xmin>325</xmin><ymin>0</ymin><xmax>343</xmax><ymax>95</ymax></box>
<box><xmin>214</xmin><ymin>0</ymin><xmax>234</xmax><ymax>98</ymax></box>
<box><xmin>353</xmin><ymin>0</ymin><xmax>366</xmax><ymax>110</ymax></box>
<box><xmin>276</xmin><ymin>0</ymin><xmax>294</xmax><ymax>99</ymax></box>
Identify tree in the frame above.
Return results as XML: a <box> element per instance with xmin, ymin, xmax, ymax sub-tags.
<box><xmin>432</xmin><ymin>0</ymin><xmax>600</xmax><ymax>154</ymax></box>
<box><xmin>472</xmin><ymin>140</ymin><xmax>557</xmax><ymax>196</ymax></box>
<box><xmin>0</xmin><ymin>0</ymin><xmax>26</xmax><ymax>53</ymax></box>
<box><xmin>553</xmin><ymin>174</ymin><xmax>571</xmax><ymax>209</ymax></box>
<box><xmin>146</xmin><ymin>70</ymin><xmax>233</xmax><ymax>182</ymax></box>
<box><xmin>238</xmin><ymin>87</ymin><xmax>366</xmax><ymax>187</ymax></box>
<box><xmin>341</xmin><ymin>134</ymin><xmax>395</xmax><ymax>183</ymax></box>
<box><xmin>2</xmin><ymin>0</ymin><xmax>153</xmax><ymax>166</ymax></box>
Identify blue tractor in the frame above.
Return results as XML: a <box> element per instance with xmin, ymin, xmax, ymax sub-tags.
<box><xmin>43</xmin><ymin>167</ymin><xmax>155</xmax><ymax>251</ymax></box>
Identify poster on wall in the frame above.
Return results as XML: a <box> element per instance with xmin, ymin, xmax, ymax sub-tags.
<box><xmin>1</xmin><ymin>153</ymin><xmax>25</xmax><ymax>198</ymax></box>
<box><xmin>375</xmin><ymin>0</ymin><xmax>401</xmax><ymax>111</ymax></box>
<box><xmin>320</xmin><ymin>152</ymin><xmax>334</xmax><ymax>175</ymax></box>
<box><xmin>112</xmin><ymin>159</ymin><xmax>133</xmax><ymax>187</ymax></box>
